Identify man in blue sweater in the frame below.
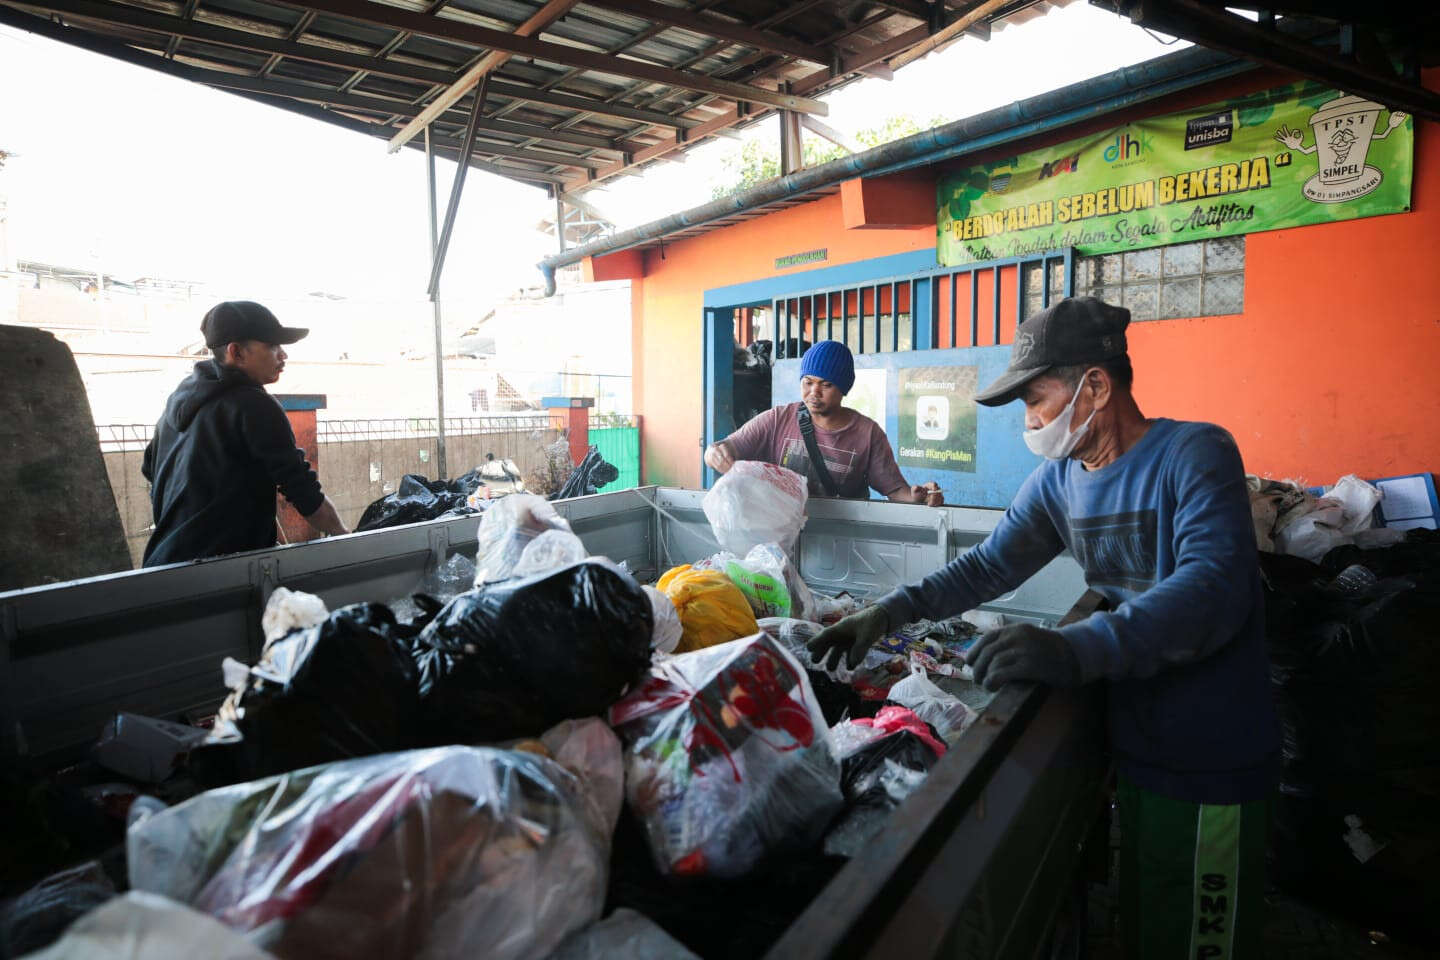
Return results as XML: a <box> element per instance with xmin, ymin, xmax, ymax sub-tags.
<box><xmin>809</xmin><ymin>296</ymin><xmax>1278</xmax><ymax>960</ymax></box>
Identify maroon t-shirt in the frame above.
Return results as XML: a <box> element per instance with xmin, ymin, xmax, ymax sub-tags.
<box><xmin>724</xmin><ymin>402</ymin><xmax>907</xmax><ymax>499</ymax></box>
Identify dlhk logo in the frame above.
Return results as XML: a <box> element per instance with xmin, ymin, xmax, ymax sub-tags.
<box><xmin>1104</xmin><ymin>129</ymin><xmax>1151</xmax><ymax>163</ymax></box>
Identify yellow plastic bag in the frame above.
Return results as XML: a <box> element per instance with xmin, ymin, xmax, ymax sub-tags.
<box><xmin>656</xmin><ymin>565</ymin><xmax>759</xmax><ymax>654</ymax></box>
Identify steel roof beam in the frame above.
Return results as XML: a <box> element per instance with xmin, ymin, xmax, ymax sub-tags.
<box><xmin>0</xmin><ymin>5</ymin><xmax>568</xmax><ymax>185</ymax></box>
<box><xmin>279</xmin><ymin>0</ymin><xmax>829</xmax><ymax>115</ymax></box>
<box><xmin>561</xmin><ymin>2</ymin><xmax>931</xmax><ymax>186</ymax></box>
<box><xmin>387</xmin><ymin>0</ymin><xmax>584</xmax><ymax>152</ymax></box>
<box><xmin>335</xmin><ymin>0</ymin><xmax>452</xmax><ymax>95</ymax></box>
<box><xmin>12</xmin><ymin>0</ymin><xmax>701</xmax><ymax>129</ymax></box>
<box><xmin>583</xmin><ymin>0</ymin><xmax>834</xmax><ymax>66</ymax></box>
<box><xmin>195</xmin><ymin>67</ymin><xmax>635</xmax><ymax>152</ymax></box>
<box><xmin>1111</xmin><ymin>0</ymin><xmax>1440</xmax><ymax>122</ymax></box>
<box><xmin>257</xmin><ymin>9</ymin><xmax>317</xmax><ymax>78</ymax></box>
<box><xmin>163</xmin><ymin>0</ymin><xmax>199</xmax><ymax>60</ymax></box>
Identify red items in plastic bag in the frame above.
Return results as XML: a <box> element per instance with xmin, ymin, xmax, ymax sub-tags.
<box><xmin>850</xmin><ymin>706</ymin><xmax>947</xmax><ymax>758</ymax></box>
<box><xmin>128</xmin><ymin>745</ymin><xmax>614</xmax><ymax>960</ymax></box>
<box><xmin>608</xmin><ymin>633</ymin><xmax>841</xmax><ymax>879</ymax></box>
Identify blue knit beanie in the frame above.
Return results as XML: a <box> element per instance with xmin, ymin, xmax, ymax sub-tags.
<box><xmin>800</xmin><ymin>340</ymin><xmax>855</xmax><ymax>395</ymax></box>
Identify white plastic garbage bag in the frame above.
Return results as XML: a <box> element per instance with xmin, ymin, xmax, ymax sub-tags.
<box><xmin>702</xmin><ymin>462</ymin><xmax>808</xmax><ymax>559</ymax></box>
<box><xmin>474</xmin><ymin>494</ymin><xmax>573</xmax><ymax>585</ymax></box>
<box><xmin>1329</xmin><ymin>475</ymin><xmax>1382</xmax><ymax>535</ymax></box>
<box><xmin>260</xmin><ymin>588</ymin><xmax>328</xmax><ymax>644</ymax></box>
<box><xmin>1274</xmin><ymin>499</ymin><xmax>1348</xmax><ymax>563</ymax></box>
<box><xmin>887</xmin><ymin>663</ymin><xmax>976</xmax><ymax>743</ymax></box>
<box><xmin>18</xmin><ymin>892</ymin><xmax>276</xmax><ymax>960</ymax></box>
<box><xmin>513</xmin><ymin>529</ymin><xmax>589</xmax><ymax>579</ymax></box>
<box><xmin>642</xmin><ymin>586</ymin><xmax>683</xmax><ymax>654</ymax></box>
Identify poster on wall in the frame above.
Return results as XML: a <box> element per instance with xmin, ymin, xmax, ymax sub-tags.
<box><xmin>846</xmin><ymin>368</ymin><xmax>888</xmax><ymax>428</ymax></box>
<box><xmin>936</xmin><ymin>80</ymin><xmax>1414</xmax><ymax>266</ymax></box>
<box><xmin>898</xmin><ymin>366</ymin><xmax>978</xmax><ymax>473</ymax></box>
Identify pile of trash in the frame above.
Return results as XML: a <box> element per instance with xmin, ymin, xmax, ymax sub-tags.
<box><xmin>355</xmin><ymin>445</ymin><xmax>622</xmax><ymax>534</ymax></box>
<box><xmin>1249</xmin><ymin>473</ymin><xmax>1406</xmax><ymax>561</ymax></box>
<box><xmin>6</xmin><ymin>461</ymin><xmax>1008</xmax><ymax>959</ymax></box>
<box><xmin>1262</xmin><ymin>528</ymin><xmax>1440</xmax><ymax>945</ymax></box>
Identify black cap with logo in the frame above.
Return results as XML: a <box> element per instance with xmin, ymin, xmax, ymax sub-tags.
<box><xmin>201</xmin><ymin>301</ymin><xmax>309</xmax><ymax>349</ymax></box>
<box><xmin>974</xmin><ymin>296</ymin><xmax>1130</xmax><ymax>407</ymax></box>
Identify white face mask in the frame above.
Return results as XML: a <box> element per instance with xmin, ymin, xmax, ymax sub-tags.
<box><xmin>1024</xmin><ymin>376</ymin><xmax>1096</xmax><ymax>460</ymax></box>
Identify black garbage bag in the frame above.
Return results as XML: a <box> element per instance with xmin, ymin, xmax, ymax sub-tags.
<box><xmin>822</xmin><ymin>719</ymin><xmax>941</xmax><ymax>858</ymax></box>
<box><xmin>412</xmin><ymin>559</ymin><xmax>652</xmax><ymax>743</ymax></box>
<box><xmin>0</xmin><ymin>861</ymin><xmax>116</xmax><ymax>958</ymax></box>
<box><xmin>605</xmin><ymin>806</ymin><xmax>845</xmax><ymax>960</ymax></box>
<box><xmin>1261</xmin><ymin>548</ymin><xmax>1440</xmax><ymax>945</ymax></box>
<box><xmin>556</xmin><ymin>446</ymin><xmax>621</xmax><ymax>500</ymax></box>
<box><xmin>191</xmin><ymin>603</ymin><xmax>422</xmax><ymax>786</ymax></box>
<box><xmin>356</xmin><ymin>474</ymin><xmax>481</xmax><ymax>532</ymax></box>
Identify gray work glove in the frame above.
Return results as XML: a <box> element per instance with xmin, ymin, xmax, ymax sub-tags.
<box><xmin>807</xmin><ymin>606</ymin><xmax>891</xmax><ymax>673</ymax></box>
<box><xmin>966</xmin><ymin>623</ymin><xmax>1082</xmax><ymax>691</ymax></box>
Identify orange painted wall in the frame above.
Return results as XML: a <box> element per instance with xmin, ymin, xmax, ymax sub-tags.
<box><xmin>624</xmin><ymin>69</ymin><xmax>1440</xmax><ymax>491</ymax></box>
<box><xmin>633</xmin><ymin>193</ymin><xmax>932</xmax><ymax>487</ymax></box>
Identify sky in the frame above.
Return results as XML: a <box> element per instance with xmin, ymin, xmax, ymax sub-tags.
<box><xmin>0</xmin><ymin>2</ymin><xmax>1183</xmax><ymax>304</ymax></box>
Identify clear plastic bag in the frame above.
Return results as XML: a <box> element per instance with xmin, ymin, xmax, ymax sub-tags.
<box><xmin>19</xmin><ymin>892</ymin><xmax>276</xmax><ymax>960</ymax></box>
<box><xmin>548</xmin><ymin>909</ymin><xmax>699</xmax><ymax>960</ymax></box>
<box><xmin>540</xmin><ymin>717</ymin><xmax>625</xmax><ymax>837</ymax></box>
<box><xmin>702</xmin><ymin>461</ymin><xmax>808</xmax><ymax>559</ymax></box>
<box><xmin>474</xmin><ymin>494</ymin><xmax>573</xmax><ymax>585</ymax></box>
<box><xmin>128</xmin><ymin>746</ymin><xmax>611</xmax><ymax>960</ymax></box>
<box><xmin>701</xmin><ymin>544</ymin><xmax>816</xmax><ymax>620</ymax></box>
<box><xmin>887</xmin><ymin>664</ymin><xmax>976</xmax><ymax>743</ymax></box>
<box><xmin>512</xmin><ymin>529</ymin><xmax>588</xmax><ymax>579</ymax></box>
<box><xmin>756</xmin><ymin>617</ymin><xmax>824</xmax><ymax>661</ymax></box>
<box><xmin>608</xmin><ymin>633</ymin><xmax>842</xmax><ymax>879</ymax></box>
<box><xmin>642</xmin><ymin>586</ymin><xmax>683</xmax><ymax>655</ymax></box>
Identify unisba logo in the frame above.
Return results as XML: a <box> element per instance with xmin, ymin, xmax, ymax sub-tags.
<box><xmin>1104</xmin><ymin>129</ymin><xmax>1149</xmax><ymax>163</ymax></box>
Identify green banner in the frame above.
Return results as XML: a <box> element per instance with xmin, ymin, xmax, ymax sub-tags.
<box><xmin>937</xmin><ymin>81</ymin><xmax>1413</xmax><ymax>266</ymax></box>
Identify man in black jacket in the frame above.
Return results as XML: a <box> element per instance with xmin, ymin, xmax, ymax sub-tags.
<box><xmin>141</xmin><ymin>301</ymin><xmax>348</xmax><ymax>567</ymax></box>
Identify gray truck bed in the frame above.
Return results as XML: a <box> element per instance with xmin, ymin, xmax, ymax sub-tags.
<box><xmin>0</xmin><ymin>487</ymin><xmax>1105</xmax><ymax>958</ymax></box>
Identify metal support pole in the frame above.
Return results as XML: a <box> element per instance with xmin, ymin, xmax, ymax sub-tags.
<box><xmin>555</xmin><ymin>187</ymin><xmax>566</xmax><ymax>254</ymax></box>
<box><xmin>427</xmin><ymin>74</ymin><xmax>489</xmax><ymax>299</ymax></box>
<box><xmin>425</xmin><ymin>126</ymin><xmax>448</xmax><ymax>479</ymax></box>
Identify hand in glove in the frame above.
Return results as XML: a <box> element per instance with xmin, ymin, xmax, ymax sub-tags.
<box><xmin>807</xmin><ymin>606</ymin><xmax>890</xmax><ymax>673</ymax></box>
<box><xmin>966</xmin><ymin>623</ymin><xmax>1082</xmax><ymax>691</ymax></box>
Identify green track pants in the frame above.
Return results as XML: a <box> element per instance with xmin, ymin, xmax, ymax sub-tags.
<box><xmin>1117</xmin><ymin>775</ymin><xmax>1269</xmax><ymax>960</ymax></box>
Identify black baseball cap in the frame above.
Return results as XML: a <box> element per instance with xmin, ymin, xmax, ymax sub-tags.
<box><xmin>201</xmin><ymin>301</ymin><xmax>308</xmax><ymax>349</ymax></box>
<box><xmin>975</xmin><ymin>296</ymin><xmax>1130</xmax><ymax>406</ymax></box>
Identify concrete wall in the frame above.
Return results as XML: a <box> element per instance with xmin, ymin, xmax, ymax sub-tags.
<box><xmin>602</xmin><ymin>67</ymin><xmax>1440</xmax><ymax>494</ymax></box>
<box><xmin>105</xmin><ymin>426</ymin><xmax>562</xmax><ymax>568</ymax></box>
<box><xmin>1</xmin><ymin>325</ymin><xmax>131</xmax><ymax>590</ymax></box>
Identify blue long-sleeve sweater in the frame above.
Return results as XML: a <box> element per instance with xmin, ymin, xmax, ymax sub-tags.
<box><xmin>879</xmin><ymin>419</ymin><xmax>1279</xmax><ymax>804</ymax></box>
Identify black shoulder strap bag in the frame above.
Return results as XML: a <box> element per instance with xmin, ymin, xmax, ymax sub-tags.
<box><xmin>796</xmin><ymin>405</ymin><xmax>839</xmax><ymax>497</ymax></box>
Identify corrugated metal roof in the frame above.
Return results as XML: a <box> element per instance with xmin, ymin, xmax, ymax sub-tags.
<box><xmin>0</xmin><ymin>0</ymin><xmax>1070</xmax><ymax>189</ymax></box>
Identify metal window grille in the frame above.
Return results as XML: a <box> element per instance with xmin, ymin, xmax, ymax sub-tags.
<box><xmin>1074</xmin><ymin>237</ymin><xmax>1245</xmax><ymax>321</ymax></box>
<box><xmin>769</xmin><ymin>249</ymin><xmax>1075</xmax><ymax>355</ymax></box>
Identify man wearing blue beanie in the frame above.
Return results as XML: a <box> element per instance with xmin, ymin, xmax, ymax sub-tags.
<box><xmin>706</xmin><ymin>340</ymin><xmax>942</xmax><ymax>505</ymax></box>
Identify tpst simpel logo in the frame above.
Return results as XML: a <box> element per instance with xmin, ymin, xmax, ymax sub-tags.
<box><xmin>1103</xmin><ymin>129</ymin><xmax>1151</xmax><ymax>163</ymax></box>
